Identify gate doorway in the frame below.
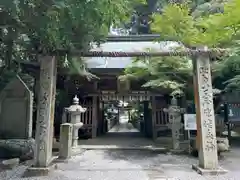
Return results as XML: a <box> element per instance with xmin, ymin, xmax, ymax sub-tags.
<box><xmin>98</xmin><ymin>91</ymin><xmax>151</xmax><ymax>138</ymax></box>
<box><xmin>103</xmin><ymin>100</ymin><xmax>145</xmax><ymax>137</ymax></box>
<box><xmin>76</xmin><ymin>92</ymin><xmax>166</xmax><ymax>149</ymax></box>
<box><xmin>75</xmin><ymin>92</ymin><xmax>173</xmax><ymax>149</ymax></box>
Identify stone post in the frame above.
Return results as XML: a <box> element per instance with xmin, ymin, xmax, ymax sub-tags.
<box><xmin>66</xmin><ymin>96</ymin><xmax>86</xmax><ymax>148</ymax></box>
<box><xmin>59</xmin><ymin>123</ymin><xmax>73</xmax><ymax>160</ymax></box>
<box><xmin>164</xmin><ymin>97</ymin><xmax>184</xmax><ymax>150</ymax></box>
<box><xmin>62</xmin><ymin>108</ymin><xmax>68</xmax><ymax>124</ymax></box>
<box><xmin>33</xmin><ymin>56</ymin><xmax>57</xmax><ymax>168</ymax></box>
<box><xmin>192</xmin><ymin>47</ymin><xmax>227</xmax><ymax>174</ymax></box>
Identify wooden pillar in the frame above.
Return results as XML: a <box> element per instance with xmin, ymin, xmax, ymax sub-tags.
<box><xmin>97</xmin><ymin>100</ymin><xmax>103</xmax><ymax>135</ymax></box>
<box><xmin>128</xmin><ymin>109</ymin><xmax>131</xmax><ymax>122</ymax></box>
<box><xmin>143</xmin><ymin>101</ymin><xmax>149</xmax><ymax>136</ymax></box>
<box><xmin>102</xmin><ymin>101</ymin><xmax>107</xmax><ymax>134</ymax></box>
<box><xmin>151</xmin><ymin>96</ymin><xmax>157</xmax><ymax>140</ymax></box>
<box><xmin>34</xmin><ymin>56</ymin><xmax>57</xmax><ymax>167</ymax></box>
<box><xmin>192</xmin><ymin>48</ymin><xmax>218</xmax><ymax>170</ymax></box>
<box><xmin>92</xmin><ymin>96</ymin><xmax>97</xmax><ymax>138</ymax></box>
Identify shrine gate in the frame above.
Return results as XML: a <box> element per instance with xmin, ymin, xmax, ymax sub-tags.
<box><xmin>19</xmin><ymin>34</ymin><xmax>225</xmax><ymax>173</ymax></box>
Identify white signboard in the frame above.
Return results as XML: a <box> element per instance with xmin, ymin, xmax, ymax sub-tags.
<box><xmin>184</xmin><ymin>114</ymin><xmax>197</xmax><ymax>130</ymax></box>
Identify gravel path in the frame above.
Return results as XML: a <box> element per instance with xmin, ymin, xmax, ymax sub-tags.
<box><xmin>109</xmin><ymin>113</ymin><xmax>139</xmax><ymax>133</ymax></box>
<box><xmin>1</xmin><ymin>113</ymin><xmax>240</xmax><ymax>180</ymax></box>
<box><xmin>1</xmin><ymin>148</ymin><xmax>240</xmax><ymax>180</ymax></box>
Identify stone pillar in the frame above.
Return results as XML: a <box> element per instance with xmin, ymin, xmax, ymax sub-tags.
<box><xmin>34</xmin><ymin>56</ymin><xmax>57</xmax><ymax>167</ymax></box>
<box><xmin>65</xmin><ymin>96</ymin><xmax>86</xmax><ymax>148</ymax></box>
<box><xmin>164</xmin><ymin>97</ymin><xmax>184</xmax><ymax>150</ymax></box>
<box><xmin>59</xmin><ymin>123</ymin><xmax>73</xmax><ymax>160</ymax></box>
<box><xmin>62</xmin><ymin>108</ymin><xmax>67</xmax><ymax>124</ymax></box>
<box><xmin>192</xmin><ymin>47</ymin><xmax>227</xmax><ymax>174</ymax></box>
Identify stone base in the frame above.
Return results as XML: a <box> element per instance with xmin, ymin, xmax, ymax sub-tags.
<box><xmin>23</xmin><ymin>163</ymin><xmax>57</xmax><ymax>177</ymax></box>
<box><xmin>192</xmin><ymin>164</ymin><xmax>228</xmax><ymax>175</ymax></box>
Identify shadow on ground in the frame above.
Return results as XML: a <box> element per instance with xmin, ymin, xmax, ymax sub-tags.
<box><xmin>78</xmin><ymin>132</ymin><xmax>158</xmax><ymax>148</ymax></box>
<box><xmin>103</xmin><ymin>149</ymin><xmax>159</xmax><ymax>161</ymax></box>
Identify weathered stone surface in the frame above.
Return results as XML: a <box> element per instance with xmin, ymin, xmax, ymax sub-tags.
<box><xmin>190</xmin><ymin>137</ymin><xmax>229</xmax><ymax>157</ymax></box>
<box><xmin>0</xmin><ymin>138</ymin><xmax>35</xmax><ymax>160</ymax></box>
<box><xmin>59</xmin><ymin>123</ymin><xmax>73</xmax><ymax>160</ymax></box>
<box><xmin>34</xmin><ymin>56</ymin><xmax>57</xmax><ymax>167</ymax></box>
<box><xmin>217</xmin><ymin>138</ymin><xmax>229</xmax><ymax>152</ymax></box>
<box><xmin>0</xmin><ymin>158</ymin><xmax>19</xmax><ymax>169</ymax></box>
<box><xmin>0</xmin><ymin>75</ymin><xmax>33</xmax><ymax>139</ymax></box>
<box><xmin>163</xmin><ymin>97</ymin><xmax>185</xmax><ymax>150</ymax></box>
<box><xmin>193</xmin><ymin>49</ymin><xmax>218</xmax><ymax>169</ymax></box>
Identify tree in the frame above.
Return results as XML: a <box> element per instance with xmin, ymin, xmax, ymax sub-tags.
<box><xmin>0</xmin><ymin>0</ymin><xmax>139</xmax><ymax>89</ymax></box>
<box><xmin>152</xmin><ymin>1</ymin><xmax>240</xmax><ymax>47</ymax></box>
<box><xmin>119</xmin><ymin>53</ymin><xmax>192</xmax><ymax>96</ymax></box>
<box><xmin>126</xmin><ymin>0</ymin><xmax>223</xmax><ymax>34</ymax></box>
<box><xmin>213</xmin><ymin>46</ymin><xmax>240</xmax><ymax>92</ymax></box>
<box><xmin>121</xmin><ymin>0</ymin><xmax>240</xmax><ymax>97</ymax></box>
<box><xmin>192</xmin><ymin>0</ymin><xmax>226</xmax><ymax>18</ymax></box>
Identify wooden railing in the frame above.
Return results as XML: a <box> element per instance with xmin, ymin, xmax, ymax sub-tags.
<box><xmin>155</xmin><ymin>108</ymin><xmax>169</xmax><ymax>125</ymax></box>
<box><xmin>80</xmin><ymin>104</ymin><xmax>93</xmax><ymax>127</ymax></box>
<box><xmin>153</xmin><ymin>107</ymin><xmax>225</xmax><ymax>138</ymax></box>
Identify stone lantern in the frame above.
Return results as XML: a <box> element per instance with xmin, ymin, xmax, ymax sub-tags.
<box><xmin>65</xmin><ymin>95</ymin><xmax>86</xmax><ymax>147</ymax></box>
<box><xmin>163</xmin><ymin>97</ymin><xmax>185</xmax><ymax>150</ymax></box>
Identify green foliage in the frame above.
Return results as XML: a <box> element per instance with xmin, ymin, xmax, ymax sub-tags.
<box><xmin>1</xmin><ymin>0</ymin><xmax>135</xmax><ymax>50</ymax></box>
<box><xmin>120</xmin><ymin>53</ymin><xmax>192</xmax><ymax>96</ymax></box>
<box><xmin>151</xmin><ymin>0</ymin><xmax>240</xmax><ymax>47</ymax></box>
<box><xmin>122</xmin><ymin>0</ymin><xmax>240</xmax><ymax>96</ymax></box>
<box><xmin>192</xmin><ymin>0</ymin><xmax>226</xmax><ymax>17</ymax></box>
<box><xmin>213</xmin><ymin>45</ymin><xmax>240</xmax><ymax>92</ymax></box>
<box><xmin>0</xmin><ymin>0</ymin><xmax>139</xmax><ymax>89</ymax></box>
